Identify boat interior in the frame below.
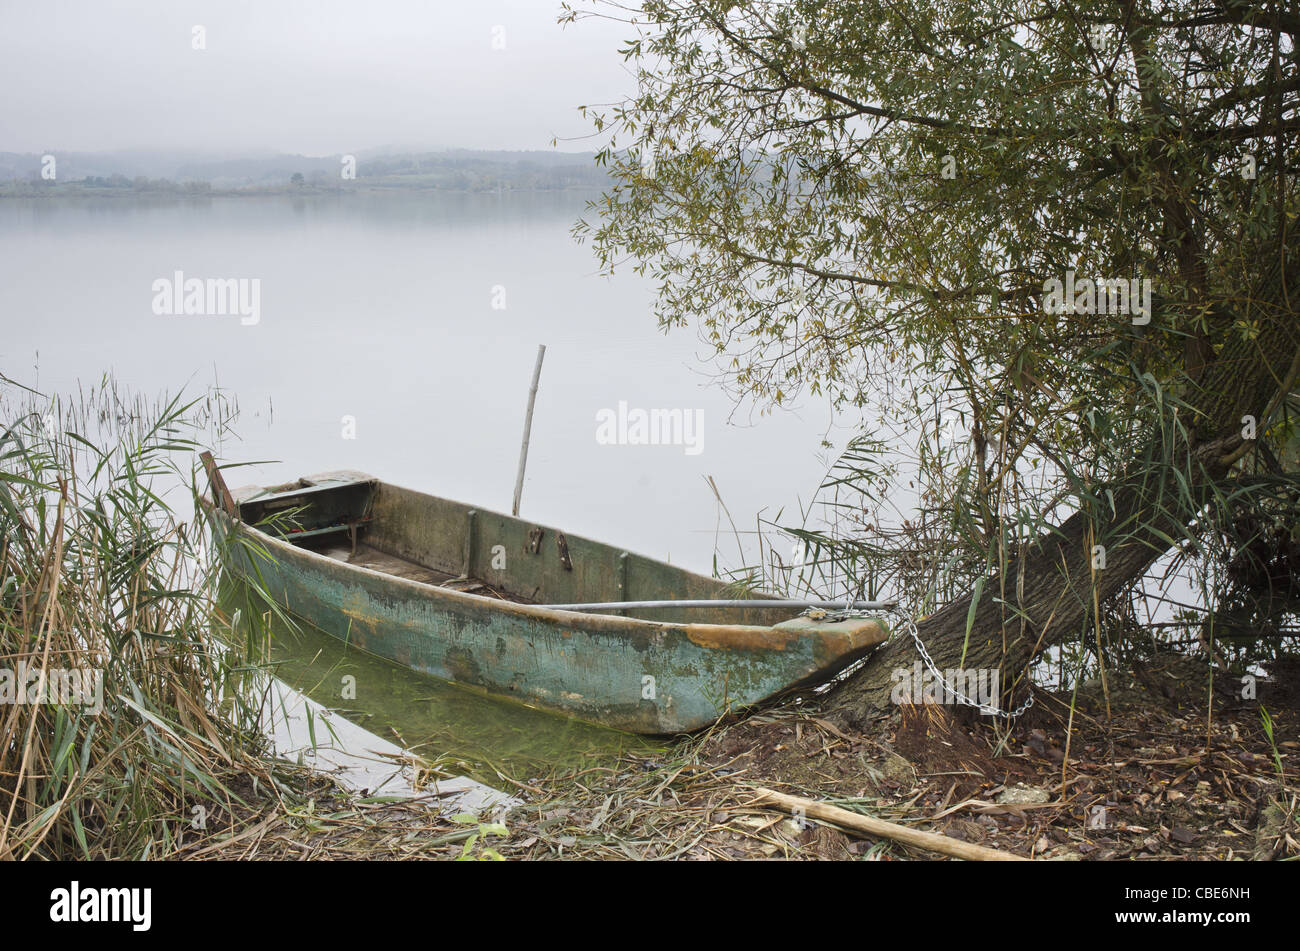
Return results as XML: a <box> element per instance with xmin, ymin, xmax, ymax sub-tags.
<box><xmin>232</xmin><ymin>471</ymin><xmax>795</xmax><ymax>626</ymax></box>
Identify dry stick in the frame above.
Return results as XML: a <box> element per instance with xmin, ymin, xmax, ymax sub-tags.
<box><xmin>512</xmin><ymin>344</ymin><xmax>546</xmax><ymax>517</ymax></box>
<box><xmin>1084</xmin><ymin>520</ymin><xmax>1111</xmax><ymax>719</ymax></box>
<box><xmin>704</xmin><ymin>476</ymin><xmax>746</xmax><ymax>569</ymax></box>
<box><xmin>750</xmin><ymin>787</ymin><xmax>1030</xmax><ymax>861</ymax></box>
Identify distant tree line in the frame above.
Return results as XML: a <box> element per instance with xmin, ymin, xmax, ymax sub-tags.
<box><xmin>1</xmin><ymin>175</ymin><xmax>212</xmax><ymax>194</ymax></box>
<box><xmin>0</xmin><ymin>149</ymin><xmax>611</xmax><ymax>196</ymax></box>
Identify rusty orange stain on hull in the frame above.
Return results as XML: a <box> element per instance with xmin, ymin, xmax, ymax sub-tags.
<box><xmin>683</xmin><ymin>624</ymin><xmax>798</xmax><ymax>652</ymax></box>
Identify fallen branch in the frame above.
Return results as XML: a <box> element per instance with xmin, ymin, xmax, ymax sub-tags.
<box><xmin>750</xmin><ymin>787</ymin><xmax>1030</xmax><ymax>861</ymax></box>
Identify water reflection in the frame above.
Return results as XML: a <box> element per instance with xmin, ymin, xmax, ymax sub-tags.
<box><xmin>233</xmin><ymin>585</ymin><xmax>659</xmax><ymax>788</ymax></box>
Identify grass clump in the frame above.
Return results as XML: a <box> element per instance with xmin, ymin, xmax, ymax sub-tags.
<box><xmin>0</xmin><ymin>375</ymin><xmax>306</xmax><ymax>859</ymax></box>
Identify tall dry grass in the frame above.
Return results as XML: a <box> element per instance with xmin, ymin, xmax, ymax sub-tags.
<box><xmin>0</xmin><ymin>375</ymin><xmax>298</xmax><ymax>859</ymax></box>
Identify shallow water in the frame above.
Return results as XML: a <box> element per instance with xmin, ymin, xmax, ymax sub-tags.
<box><xmin>251</xmin><ymin>598</ymin><xmax>660</xmax><ymax>788</ymax></box>
<box><xmin>259</xmin><ymin>669</ymin><xmax>515</xmax><ymax>814</ymax></box>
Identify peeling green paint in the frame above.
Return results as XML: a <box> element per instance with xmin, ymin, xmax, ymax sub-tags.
<box><xmin>208</xmin><ymin>476</ymin><xmax>889</xmax><ymax>734</ymax></box>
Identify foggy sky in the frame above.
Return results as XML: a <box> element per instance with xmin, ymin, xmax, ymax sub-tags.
<box><xmin>0</xmin><ymin>0</ymin><xmax>636</xmax><ymax>155</ymax></box>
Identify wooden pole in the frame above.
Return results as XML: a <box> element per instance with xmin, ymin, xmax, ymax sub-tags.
<box><xmin>751</xmin><ymin>787</ymin><xmax>1030</xmax><ymax>861</ymax></box>
<box><xmin>512</xmin><ymin>344</ymin><xmax>546</xmax><ymax>517</ymax></box>
<box><xmin>199</xmin><ymin>451</ymin><xmax>237</xmax><ymax>517</ymax></box>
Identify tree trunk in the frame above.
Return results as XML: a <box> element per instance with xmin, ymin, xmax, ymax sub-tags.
<box><xmin>826</xmin><ymin>270</ymin><xmax>1300</xmax><ymax>730</ymax></box>
<box><xmin>826</xmin><ymin>498</ymin><xmax>1200</xmax><ymax>729</ymax></box>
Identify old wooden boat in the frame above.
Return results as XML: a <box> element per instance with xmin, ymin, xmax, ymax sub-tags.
<box><xmin>203</xmin><ymin>466</ymin><xmax>889</xmax><ymax>734</ymax></box>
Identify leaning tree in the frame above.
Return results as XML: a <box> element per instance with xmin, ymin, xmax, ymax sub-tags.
<box><xmin>568</xmin><ymin>0</ymin><xmax>1300</xmax><ymax>725</ymax></box>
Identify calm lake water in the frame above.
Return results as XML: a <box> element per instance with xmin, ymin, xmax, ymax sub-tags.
<box><xmin>0</xmin><ymin>190</ymin><xmax>834</xmax><ymax>573</ymax></box>
<box><xmin>0</xmin><ymin>190</ymin><xmax>838</xmax><ymax>773</ymax></box>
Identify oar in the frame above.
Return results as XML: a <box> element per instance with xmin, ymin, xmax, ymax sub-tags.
<box><xmin>541</xmin><ymin>598</ymin><xmax>895</xmax><ymax>612</ymax></box>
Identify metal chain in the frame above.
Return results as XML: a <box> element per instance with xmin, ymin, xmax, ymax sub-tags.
<box><xmin>801</xmin><ymin>604</ymin><xmax>1034</xmax><ymax>719</ymax></box>
<box><xmin>897</xmin><ymin>611</ymin><xmax>1035</xmax><ymax>719</ymax></box>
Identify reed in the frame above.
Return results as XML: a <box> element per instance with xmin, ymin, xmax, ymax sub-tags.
<box><xmin>0</xmin><ymin>374</ymin><xmax>303</xmax><ymax>859</ymax></box>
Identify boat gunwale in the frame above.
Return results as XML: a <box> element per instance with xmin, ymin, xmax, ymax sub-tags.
<box><xmin>203</xmin><ymin>487</ymin><xmax>839</xmax><ymax>654</ymax></box>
